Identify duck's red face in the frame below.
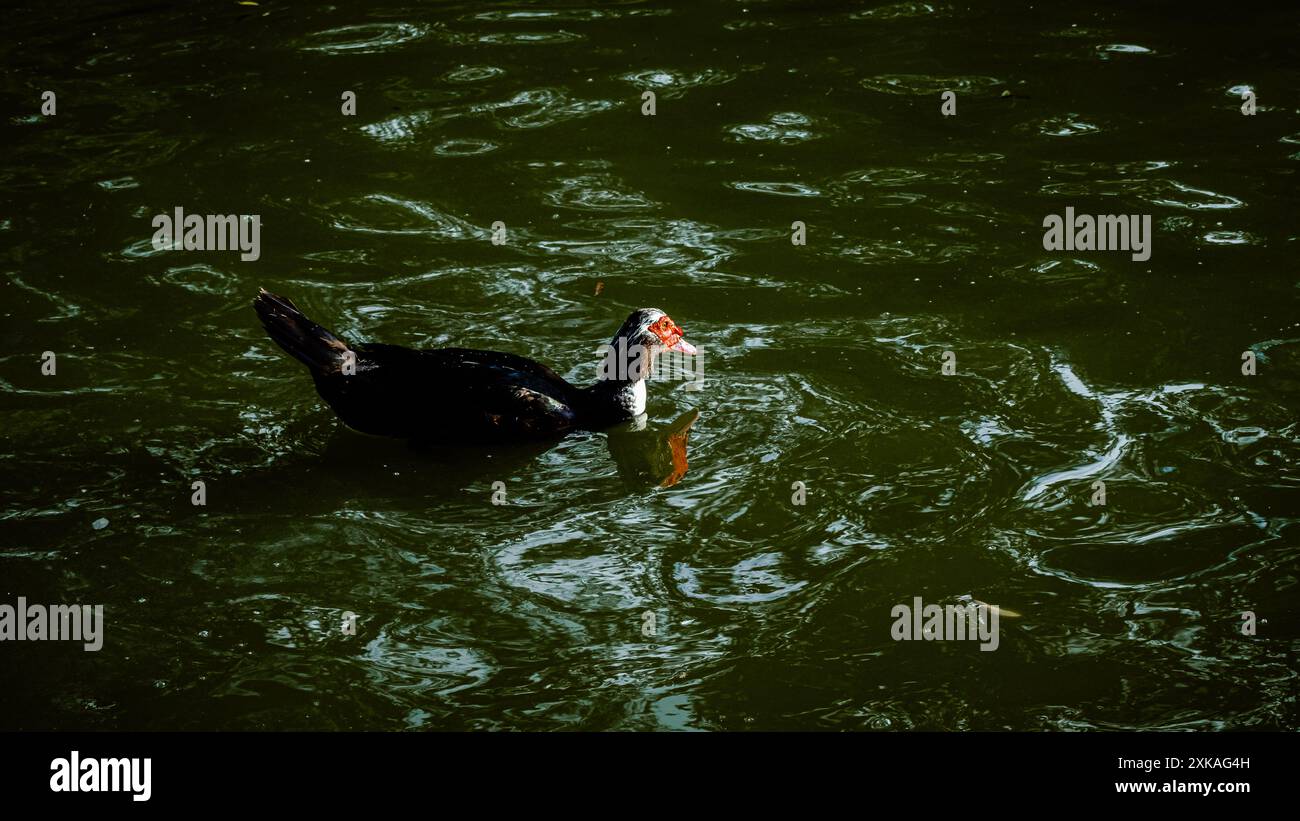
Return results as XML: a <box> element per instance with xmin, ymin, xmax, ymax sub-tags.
<box><xmin>649</xmin><ymin>314</ymin><xmax>697</xmax><ymax>355</ymax></box>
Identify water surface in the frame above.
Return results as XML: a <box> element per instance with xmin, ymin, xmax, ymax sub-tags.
<box><xmin>1</xmin><ymin>1</ymin><xmax>1297</xmax><ymax>730</ymax></box>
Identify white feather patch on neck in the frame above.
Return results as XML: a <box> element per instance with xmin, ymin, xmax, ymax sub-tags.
<box><xmin>630</xmin><ymin>379</ymin><xmax>646</xmax><ymax>416</ymax></box>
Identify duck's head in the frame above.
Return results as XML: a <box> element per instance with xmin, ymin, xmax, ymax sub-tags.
<box><xmin>599</xmin><ymin>308</ymin><xmax>697</xmax><ymax>384</ymax></box>
<box><xmin>612</xmin><ymin>308</ymin><xmax>697</xmax><ymax>357</ymax></box>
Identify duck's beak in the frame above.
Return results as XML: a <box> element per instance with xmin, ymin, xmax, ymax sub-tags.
<box><xmin>668</xmin><ymin>322</ymin><xmax>697</xmax><ymax>355</ymax></box>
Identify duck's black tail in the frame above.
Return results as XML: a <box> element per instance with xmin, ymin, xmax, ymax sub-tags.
<box><xmin>253</xmin><ymin>288</ymin><xmax>352</xmax><ymax>374</ymax></box>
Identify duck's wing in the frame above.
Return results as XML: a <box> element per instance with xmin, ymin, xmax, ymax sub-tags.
<box><xmin>312</xmin><ymin>344</ymin><xmax>580</xmax><ymax>441</ymax></box>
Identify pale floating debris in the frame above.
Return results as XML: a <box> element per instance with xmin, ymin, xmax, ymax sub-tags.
<box><xmin>1159</xmin><ymin>383</ymin><xmax>1206</xmax><ymax>394</ymax></box>
<box><xmin>92</xmin><ymin>517</ymin><xmax>109</xmax><ymax>530</ymax></box>
<box><xmin>972</xmin><ymin>599</ymin><xmax>1022</xmax><ymax>618</ymax></box>
<box><xmin>1100</xmin><ymin>43</ymin><xmax>1153</xmax><ymax>54</ymax></box>
<box><xmin>1223</xmin><ymin>427</ymin><xmax>1267</xmax><ymax>445</ymax></box>
<box><xmin>96</xmin><ymin>177</ymin><xmax>139</xmax><ymax>191</ymax></box>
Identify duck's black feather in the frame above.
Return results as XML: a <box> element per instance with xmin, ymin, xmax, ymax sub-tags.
<box><xmin>253</xmin><ymin>289</ymin><xmax>644</xmax><ymax>443</ymax></box>
<box><xmin>315</xmin><ymin>344</ymin><xmax>581</xmax><ymax>441</ymax></box>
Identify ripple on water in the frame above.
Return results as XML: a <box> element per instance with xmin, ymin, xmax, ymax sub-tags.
<box><xmin>119</xmin><ymin>237</ymin><xmax>173</xmax><ymax>260</ymax></box>
<box><xmin>924</xmin><ymin>151</ymin><xmax>1006</xmax><ymax>164</ymax></box>
<box><xmin>358</xmin><ymin>89</ymin><xmax>614</xmax><ymax>141</ymax></box>
<box><xmin>996</xmin><ymin>358</ymin><xmax>1298</xmax><ymax>595</ymax></box>
<box><xmin>433</xmin><ymin>138</ymin><xmax>499</xmax><ymax>157</ymax></box>
<box><xmin>326</xmin><ymin>194</ymin><xmax>483</xmax><ymax>239</ymax></box>
<box><xmin>362</xmin><ymin>623</ymin><xmax>497</xmax><ymax>698</ymax></box>
<box><xmin>1013</xmin><ymin>257</ymin><xmax>1104</xmax><ymax>284</ymax></box>
<box><xmin>1039</xmin><ymin>178</ymin><xmax>1244</xmax><ymax>210</ymax></box>
<box><xmin>838</xmin><ymin>166</ymin><xmax>931</xmax><ymax>187</ymax></box>
<box><xmin>535</xmin><ymin>217</ymin><xmax>742</xmax><ymax>273</ymax></box>
<box><xmin>485</xmin><ymin>88</ymin><xmax>617</xmax><ymax>129</ymax></box>
<box><xmin>468</xmin><ymin>8</ymin><xmax>670</xmax><ymax>21</ymax></box>
<box><xmin>298</xmin><ymin>23</ymin><xmax>435</xmax><ymax>54</ymax></box>
<box><xmin>1200</xmin><ymin>230</ymin><xmax>1259</xmax><ymax>246</ymax></box>
<box><xmin>728</xmin><ymin>181</ymin><xmax>823</xmax><ymax>198</ymax></box>
<box><xmin>443</xmin><ymin>65</ymin><xmax>506</xmax><ymax>83</ymax></box>
<box><xmin>362</xmin><ymin>111</ymin><xmax>439</xmax><ymax>144</ymax></box>
<box><xmin>477</xmin><ymin>30</ymin><xmax>584</xmax><ymax>45</ymax></box>
<box><xmin>1149</xmin><ymin>182</ymin><xmax>1245</xmax><ymax>210</ymax></box>
<box><xmin>149</xmin><ymin>264</ymin><xmax>240</xmax><ymax>297</ymax></box>
<box><xmin>726</xmin><ymin>112</ymin><xmax>822</xmax><ymax>144</ymax></box>
<box><xmin>1030</xmin><ymin>521</ymin><xmax>1264</xmax><ymax>589</ymax></box>
<box><xmin>859</xmin><ymin>74</ymin><xmax>1002</xmax><ymax>96</ymax></box>
<box><xmin>1030</xmin><ymin>115</ymin><xmax>1102</xmax><ymax>137</ymax></box>
<box><xmin>7</xmin><ymin>274</ymin><xmax>83</xmax><ymax>322</ymax></box>
<box><xmin>546</xmin><ymin>175</ymin><xmax>658</xmax><ymax>211</ymax></box>
<box><xmin>1046</xmin><ymin>26</ymin><xmax>1112</xmax><ymax>39</ymax></box>
<box><xmin>618</xmin><ymin>69</ymin><xmax>737</xmax><ymax>98</ymax></box>
<box><xmin>673</xmin><ymin>551</ymin><xmax>809</xmax><ymax>605</ymax></box>
<box><xmin>1050</xmin><ymin>160</ymin><xmax>1175</xmax><ymax>177</ymax></box>
<box><xmin>494</xmin><ymin>537</ymin><xmax>645</xmax><ymax>610</ymax></box>
<box><xmin>849</xmin><ymin>2</ymin><xmax>950</xmax><ymax>20</ymax></box>
<box><xmin>839</xmin><ymin>239</ymin><xmax>976</xmax><ymax>264</ymax></box>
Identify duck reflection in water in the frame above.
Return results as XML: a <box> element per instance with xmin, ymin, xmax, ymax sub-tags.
<box><xmin>297</xmin><ymin>407</ymin><xmax>702</xmax><ymax>498</ymax></box>
<box><xmin>604</xmin><ymin>408</ymin><xmax>700</xmax><ymax>488</ymax></box>
<box><xmin>402</xmin><ymin>406</ymin><xmax>701</xmax><ymax>489</ymax></box>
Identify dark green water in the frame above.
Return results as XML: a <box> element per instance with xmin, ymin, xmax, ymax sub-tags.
<box><xmin>1</xmin><ymin>1</ymin><xmax>1297</xmax><ymax>731</ymax></box>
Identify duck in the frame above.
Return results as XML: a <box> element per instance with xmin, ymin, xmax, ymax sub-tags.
<box><xmin>253</xmin><ymin>289</ymin><xmax>697</xmax><ymax>443</ymax></box>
